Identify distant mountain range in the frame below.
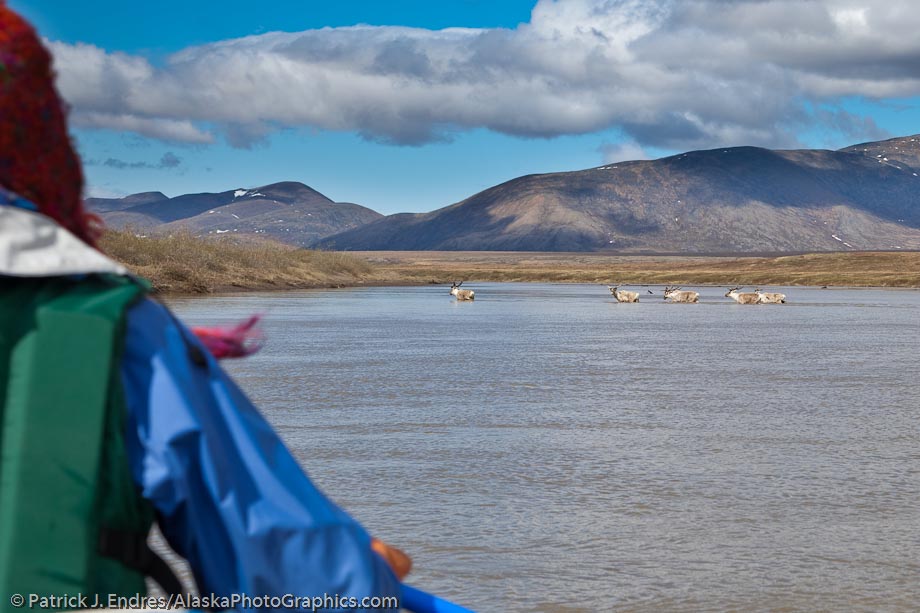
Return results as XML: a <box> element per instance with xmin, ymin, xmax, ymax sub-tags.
<box><xmin>88</xmin><ymin>181</ymin><xmax>381</xmax><ymax>247</ymax></box>
<box><xmin>93</xmin><ymin>134</ymin><xmax>920</xmax><ymax>253</ymax></box>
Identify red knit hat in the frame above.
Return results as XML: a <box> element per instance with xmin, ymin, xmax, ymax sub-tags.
<box><xmin>0</xmin><ymin>3</ymin><xmax>100</xmax><ymax>245</ymax></box>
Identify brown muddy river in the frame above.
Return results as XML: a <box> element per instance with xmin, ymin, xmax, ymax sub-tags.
<box><xmin>169</xmin><ymin>284</ymin><xmax>920</xmax><ymax>612</ymax></box>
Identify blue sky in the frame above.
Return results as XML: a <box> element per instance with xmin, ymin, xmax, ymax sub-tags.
<box><xmin>10</xmin><ymin>0</ymin><xmax>920</xmax><ymax>214</ymax></box>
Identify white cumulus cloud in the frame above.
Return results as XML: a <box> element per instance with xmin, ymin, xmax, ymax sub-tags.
<box><xmin>600</xmin><ymin>141</ymin><xmax>651</xmax><ymax>163</ymax></box>
<box><xmin>48</xmin><ymin>0</ymin><xmax>918</xmax><ymax>149</ymax></box>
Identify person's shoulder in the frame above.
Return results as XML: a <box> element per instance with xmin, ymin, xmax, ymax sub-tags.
<box><xmin>124</xmin><ymin>296</ymin><xmax>190</xmax><ymax>351</ymax></box>
<box><xmin>128</xmin><ymin>294</ymin><xmax>170</xmax><ymax>320</ymax></box>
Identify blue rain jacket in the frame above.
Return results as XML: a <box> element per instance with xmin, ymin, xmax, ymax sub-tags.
<box><xmin>120</xmin><ymin>297</ymin><xmax>400</xmax><ymax>611</ymax></box>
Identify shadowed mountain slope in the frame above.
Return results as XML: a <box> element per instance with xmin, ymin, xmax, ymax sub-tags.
<box><xmin>87</xmin><ymin>192</ymin><xmax>168</xmax><ymax>213</ymax></box>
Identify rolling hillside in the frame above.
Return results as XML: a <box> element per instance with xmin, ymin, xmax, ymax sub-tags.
<box><xmin>318</xmin><ymin>135</ymin><xmax>920</xmax><ymax>253</ymax></box>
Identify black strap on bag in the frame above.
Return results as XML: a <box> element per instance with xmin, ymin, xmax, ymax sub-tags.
<box><xmin>98</xmin><ymin>526</ymin><xmax>185</xmax><ymax>597</ymax></box>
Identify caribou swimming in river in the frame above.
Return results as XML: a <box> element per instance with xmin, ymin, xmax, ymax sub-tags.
<box><xmin>608</xmin><ymin>286</ymin><xmax>640</xmax><ymax>303</ymax></box>
<box><xmin>449</xmin><ymin>281</ymin><xmax>475</xmax><ymax>301</ymax></box>
<box><xmin>663</xmin><ymin>286</ymin><xmax>699</xmax><ymax>303</ymax></box>
<box><xmin>755</xmin><ymin>289</ymin><xmax>787</xmax><ymax>304</ymax></box>
<box><xmin>725</xmin><ymin>287</ymin><xmax>761</xmax><ymax>304</ymax></box>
